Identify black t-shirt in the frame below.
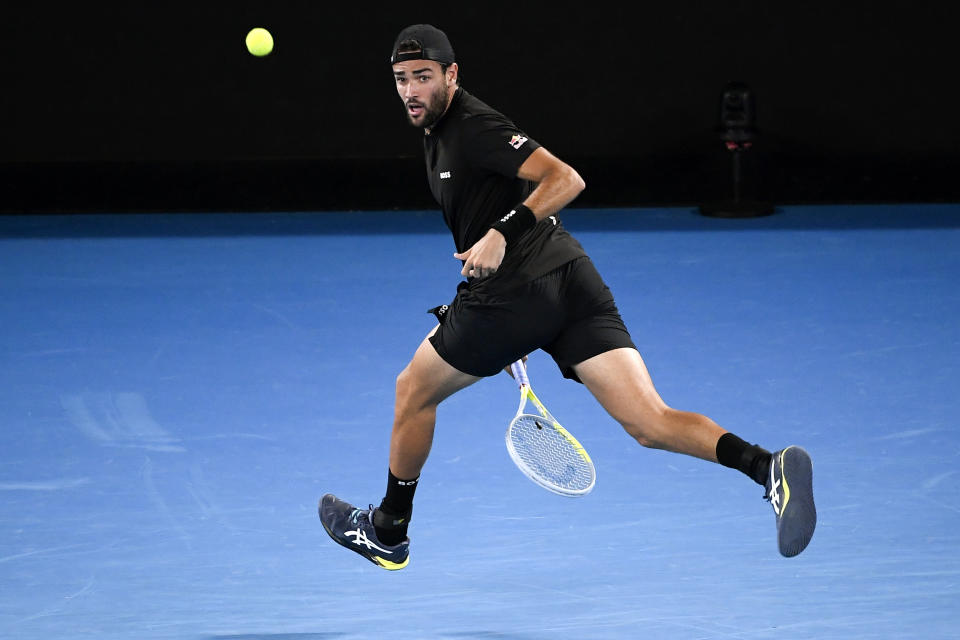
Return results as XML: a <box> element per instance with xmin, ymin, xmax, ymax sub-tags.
<box><xmin>423</xmin><ymin>87</ymin><xmax>586</xmax><ymax>284</ymax></box>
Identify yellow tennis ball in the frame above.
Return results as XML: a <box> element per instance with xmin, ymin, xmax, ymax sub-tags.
<box><xmin>245</xmin><ymin>28</ymin><xmax>274</xmax><ymax>57</ymax></box>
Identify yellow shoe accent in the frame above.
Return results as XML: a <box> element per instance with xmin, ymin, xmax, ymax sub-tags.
<box><xmin>374</xmin><ymin>554</ymin><xmax>410</xmax><ymax>570</ymax></box>
<box><xmin>780</xmin><ymin>448</ymin><xmax>792</xmax><ymax>512</ymax></box>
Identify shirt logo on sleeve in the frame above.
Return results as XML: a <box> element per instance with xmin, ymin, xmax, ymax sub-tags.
<box><xmin>508</xmin><ymin>135</ymin><xmax>528</xmax><ymax>150</ymax></box>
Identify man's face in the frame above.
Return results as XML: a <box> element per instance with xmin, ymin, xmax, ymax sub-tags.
<box><xmin>392</xmin><ymin>59</ymin><xmax>457</xmax><ymax>130</ymax></box>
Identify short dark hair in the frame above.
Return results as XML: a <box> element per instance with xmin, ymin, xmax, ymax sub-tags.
<box><xmin>396</xmin><ymin>39</ymin><xmax>421</xmax><ymax>55</ymax></box>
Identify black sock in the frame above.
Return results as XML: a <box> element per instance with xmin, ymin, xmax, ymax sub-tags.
<box><xmin>716</xmin><ymin>432</ymin><xmax>771</xmax><ymax>486</ymax></box>
<box><xmin>374</xmin><ymin>469</ymin><xmax>418</xmax><ymax>546</ymax></box>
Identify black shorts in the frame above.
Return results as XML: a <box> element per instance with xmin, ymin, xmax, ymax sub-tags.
<box><xmin>429</xmin><ymin>257</ymin><xmax>636</xmax><ymax>381</ymax></box>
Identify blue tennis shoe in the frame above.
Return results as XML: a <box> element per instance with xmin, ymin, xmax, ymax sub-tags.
<box><xmin>319</xmin><ymin>494</ymin><xmax>410</xmax><ymax>570</ymax></box>
<box><xmin>765</xmin><ymin>446</ymin><xmax>817</xmax><ymax>557</ymax></box>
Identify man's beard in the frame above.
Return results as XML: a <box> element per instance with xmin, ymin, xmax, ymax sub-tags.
<box><xmin>403</xmin><ymin>84</ymin><xmax>450</xmax><ymax>130</ymax></box>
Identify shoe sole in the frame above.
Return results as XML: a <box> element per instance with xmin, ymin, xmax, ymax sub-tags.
<box><xmin>777</xmin><ymin>446</ymin><xmax>817</xmax><ymax>557</ymax></box>
<box><xmin>318</xmin><ymin>497</ymin><xmax>409</xmax><ymax>571</ymax></box>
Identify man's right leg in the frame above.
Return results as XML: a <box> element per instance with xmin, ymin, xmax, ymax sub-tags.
<box><xmin>320</xmin><ymin>330</ymin><xmax>481</xmax><ymax>570</ymax></box>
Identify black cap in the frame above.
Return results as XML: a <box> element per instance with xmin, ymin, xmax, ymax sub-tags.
<box><xmin>390</xmin><ymin>24</ymin><xmax>455</xmax><ymax>65</ymax></box>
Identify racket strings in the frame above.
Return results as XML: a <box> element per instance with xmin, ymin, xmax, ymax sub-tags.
<box><xmin>509</xmin><ymin>415</ymin><xmax>593</xmax><ymax>493</ymax></box>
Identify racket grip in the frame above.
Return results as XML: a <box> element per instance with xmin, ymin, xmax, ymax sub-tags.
<box><xmin>510</xmin><ymin>359</ymin><xmax>529</xmax><ymax>387</ymax></box>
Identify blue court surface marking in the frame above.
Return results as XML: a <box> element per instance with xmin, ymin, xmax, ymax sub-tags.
<box><xmin>1</xmin><ymin>204</ymin><xmax>958</xmax><ymax>639</ymax></box>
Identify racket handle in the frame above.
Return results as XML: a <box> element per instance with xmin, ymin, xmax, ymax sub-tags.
<box><xmin>510</xmin><ymin>359</ymin><xmax>529</xmax><ymax>387</ymax></box>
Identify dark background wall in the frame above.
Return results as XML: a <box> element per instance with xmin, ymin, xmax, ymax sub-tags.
<box><xmin>3</xmin><ymin>1</ymin><xmax>959</xmax><ymax>212</ymax></box>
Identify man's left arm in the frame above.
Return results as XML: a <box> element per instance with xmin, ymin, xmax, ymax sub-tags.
<box><xmin>514</xmin><ymin>147</ymin><xmax>586</xmax><ymax>219</ymax></box>
<box><xmin>455</xmin><ymin>147</ymin><xmax>585</xmax><ymax>278</ymax></box>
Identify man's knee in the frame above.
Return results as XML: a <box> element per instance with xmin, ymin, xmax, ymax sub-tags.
<box><xmin>395</xmin><ymin>336</ymin><xmax>482</xmax><ymax>420</ymax></box>
<box><xmin>395</xmin><ymin>365</ymin><xmax>421</xmax><ymax>414</ymax></box>
<box><xmin>621</xmin><ymin>406</ymin><xmax>672</xmax><ymax>449</ymax></box>
<box><xmin>394</xmin><ymin>360</ymin><xmax>445</xmax><ymax>417</ymax></box>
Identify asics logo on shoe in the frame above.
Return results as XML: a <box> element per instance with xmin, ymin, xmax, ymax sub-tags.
<box><xmin>345</xmin><ymin>528</ymin><xmax>393</xmax><ymax>554</ymax></box>
<box><xmin>767</xmin><ymin>464</ymin><xmax>782</xmax><ymax>516</ymax></box>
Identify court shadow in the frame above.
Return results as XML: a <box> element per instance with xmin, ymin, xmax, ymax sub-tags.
<box><xmin>441</xmin><ymin>632</ymin><xmax>550</xmax><ymax>640</ymax></box>
<box><xmin>204</xmin><ymin>634</ymin><xmax>349</xmax><ymax>640</ymax></box>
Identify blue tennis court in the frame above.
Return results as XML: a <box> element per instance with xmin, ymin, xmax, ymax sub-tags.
<box><xmin>1</xmin><ymin>204</ymin><xmax>958</xmax><ymax>639</ymax></box>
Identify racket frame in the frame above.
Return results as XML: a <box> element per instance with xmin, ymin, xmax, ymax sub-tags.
<box><xmin>505</xmin><ymin>360</ymin><xmax>595</xmax><ymax>496</ymax></box>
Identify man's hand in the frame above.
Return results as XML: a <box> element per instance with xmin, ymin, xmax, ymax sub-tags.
<box><xmin>454</xmin><ymin>228</ymin><xmax>507</xmax><ymax>279</ymax></box>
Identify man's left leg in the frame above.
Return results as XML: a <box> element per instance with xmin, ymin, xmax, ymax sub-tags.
<box><xmin>573</xmin><ymin>347</ymin><xmax>816</xmax><ymax>557</ymax></box>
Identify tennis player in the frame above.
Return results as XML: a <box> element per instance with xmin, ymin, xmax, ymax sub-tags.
<box><xmin>319</xmin><ymin>24</ymin><xmax>816</xmax><ymax>569</ymax></box>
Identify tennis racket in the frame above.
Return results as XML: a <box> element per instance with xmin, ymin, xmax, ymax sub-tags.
<box><xmin>505</xmin><ymin>359</ymin><xmax>595</xmax><ymax>496</ymax></box>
